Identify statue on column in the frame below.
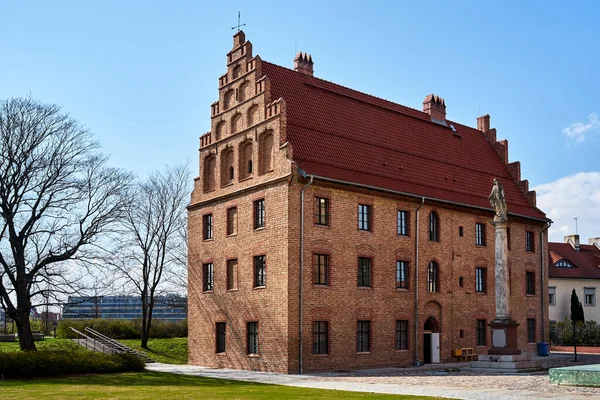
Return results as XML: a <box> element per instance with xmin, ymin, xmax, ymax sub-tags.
<box><xmin>489</xmin><ymin>178</ymin><xmax>507</xmax><ymax>222</ymax></box>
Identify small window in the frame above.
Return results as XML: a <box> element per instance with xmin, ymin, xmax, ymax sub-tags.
<box><xmin>526</xmin><ymin>231</ymin><xmax>535</xmax><ymax>252</ymax></box>
<box><xmin>526</xmin><ymin>271</ymin><xmax>535</xmax><ymax>295</ymax></box>
<box><xmin>357</xmin><ymin>320</ymin><xmax>370</xmax><ymax>352</ymax></box>
<box><xmin>227</xmin><ymin>207</ymin><xmax>237</xmax><ymax>236</ymax></box>
<box><xmin>227</xmin><ymin>259</ymin><xmax>238</xmax><ymax>290</ymax></box>
<box><xmin>397</xmin><ymin>210</ymin><xmax>409</xmax><ymax>236</ymax></box>
<box><xmin>312</xmin><ymin>321</ymin><xmax>328</xmax><ymax>354</ymax></box>
<box><xmin>507</xmin><ymin>227</ymin><xmax>511</xmax><ymax>250</ymax></box>
<box><xmin>527</xmin><ymin>319</ymin><xmax>536</xmax><ymax>343</ymax></box>
<box><xmin>203</xmin><ymin>214</ymin><xmax>213</xmax><ymax>240</ymax></box>
<box><xmin>476</xmin><ymin>223</ymin><xmax>486</xmax><ymax>246</ymax></box>
<box><xmin>427</xmin><ymin>261</ymin><xmax>439</xmax><ymax>292</ymax></box>
<box><xmin>396</xmin><ymin>260</ymin><xmax>409</xmax><ymax>289</ymax></box>
<box><xmin>585</xmin><ymin>287</ymin><xmax>596</xmax><ymax>306</ymax></box>
<box><xmin>313</xmin><ymin>254</ymin><xmax>329</xmax><ymax>285</ymax></box>
<box><xmin>358</xmin><ymin>257</ymin><xmax>371</xmax><ymax>287</ymax></box>
<box><xmin>253</xmin><ymin>199</ymin><xmax>265</xmax><ymax>229</ymax></box>
<box><xmin>254</xmin><ymin>255</ymin><xmax>266</xmax><ymax>287</ymax></box>
<box><xmin>229</xmin><ymin>166</ymin><xmax>234</xmax><ymax>181</ymax></box>
<box><xmin>203</xmin><ymin>263</ymin><xmax>214</xmax><ymax>292</ymax></box>
<box><xmin>548</xmin><ymin>287</ymin><xmax>556</xmax><ymax>306</ymax></box>
<box><xmin>315</xmin><ymin>197</ymin><xmax>329</xmax><ymax>226</ymax></box>
<box><xmin>476</xmin><ymin>268</ymin><xmax>486</xmax><ymax>293</ymax></box>
<box><xmin>248</xmin><ymin>160</ymin><xmax>253</xmax><ymax>174</ymax></box>
<box><xmin>216</xmin><ymin>322</ymin><xmax>226</xmax><ymax>353</ymax></box>
<box><xmin>247</xmin><ymin>322</ymin><xmax>258</xmax><ymax>354</ymax></box>
<box><xmin>459</xmin><ymin>226</ymin><xmax>463</xmax><ymax>237</ymax></box>
<box><xmin>396</xmin><ymin>320</ymin><xmax>408</xmax><ymax>350</ymax></box>
<box><xmin>429</xmin><ymin>212</ymin><xmax>439</xmax><ymax>242</ymax></box>
<box><xmin>476</xmin><ymin>320</ymin><xmax>486</xmax><ymax>346</ymax></box>
<box><xmin>358</xmin><ymin>204</ymin><xmax>372</xmax><ymax>231</ymax></box>
<box><xmin>554</xmin><ymin>260</ymin><xmax>575</xmax><ymax>268</ymax></box>
<box><xmin>459</xmin><ymin>277</ymin><xmax>464</xmax><ymax>287</ymax></box>
<box><xmin>459</xmin><ymin>329</ymin><xmax>464</xmax><ymax>338</ymax></box>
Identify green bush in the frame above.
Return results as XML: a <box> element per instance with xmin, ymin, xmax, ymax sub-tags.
<box><xmin>0</xmin><ymin>351</ymin><xmax>144</xmax><ymax>379</ymax></box>
<box><xmin>56</xmin><ymin>319</ymin><xmax>187</xmax><ymax>340</ymax></box>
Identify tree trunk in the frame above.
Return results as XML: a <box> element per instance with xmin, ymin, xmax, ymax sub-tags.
<box><xmin>140</xmin><ymin>299</ymin><xmax>149</xmax><ymax>349</ymax></box>
<box><xmin>574</xmin><ymin>322</ymin><xmax>578</xmax><ymax>361</ymax></box>
<box><xmin>15</xmin><ymin>313</ymin><xmax>37</xmax><ymax>351</ymax></box>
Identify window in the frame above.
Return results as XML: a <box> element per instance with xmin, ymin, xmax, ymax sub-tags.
<box><xmin>548</xmin><ymin>286</ymin><xmax>556</xmax><ymax>306</ymax></box>
<box><xmin>254</xmin><ymin>255</ymin><xmax>266</xmax><ymax>287</ymax></box>
<box><xmin>427</xmin><ymin>261</ymin><xmax>439</xmax><ymax>292</ymax></box>
<box><xmin>429</xmin><ymin>212</ymin><xmax>439</xmax><ymax>242</ymax></box>
<box><xmin>555</xmin><ymin>260</ymin><xmax>575</xmax><ymax>268</ymax></box>
<box><xmin>475</xmin><ymin>268</ymin><xmax>486</xmax><ymax>293</ymax></box>
<box><xmin>203</xmin><ymin>214</ymin><xmax>213</xmax><ymax>240</ymax></box>
<box><xmin>459</xmin><ymin>277</ymin><xmax>464</xmax><ymax>287</ymax></box>
<box><xmin>216</xmin><ymin>322</ymin><xmax>226</xmax><ymax>353</ymax></box>
<box><xmin>507</xmin><ymin>227</ymin><xmax>511</xmax><ymax>250</ymax></box>
<box><xmin>357</xmin><ymin>320</ymin><xmax>370</xmax><ymax>352</ymax></box>
<box><xmin>526</xmin><ymin>231</ymin><xmax>535</xmax><ymax>252</ymax></box>
<box><xmin>396</xmin><ymin>320</ymin><xmax>408</xmax><ymax>350</ymax></box>
<box><xmin>227</xmin><ymin>207</ymin><xmax>237</xmax><ymax>236</ymax></box>
<box><xmin>396</xmin><ymin>261</ymin><xmax>408</xmax><ymax>289</ymax></box>
<box><xmin>312</xmin><ymin>321</ymin><xmax>328</xmax><ymax>354</ymax></box>
<box><xmin>316</xmin><ymin>197</ymin><xmax>329</xmax><ymax>226</ymax></box>
<box><xmin>202</xmin><ymin>263</ymin><xmax>214</xmax><ymax>292</ymax></box>
<box><xmin>527</xmin><ymin>319</ymin><xmax>536</xmax><ymax>343</ymax></box>
<box><xmin>358</xmin><ymin>257</ymin><xmax>371</xmax><ymax>287</ymax></box>
<box><xmin>476</xmin><ymin>320</ymin><xmax>486</xmax><ymax>346</ymax></box>
<box><xmin>227</xmin><ymin>259</ymin><xmax>238</xmax><ymax>290</ymax></box>
<box><xmin>459</xmin><ymin>329</ymin><xmax>464</xmax><ymax>338</ymax></box>
<box><xmin>459</xmin><ymin>226</ymin><xmax>463</xmax><ymax>237</ymax></box>
<box><xmin>397</xmin><ymin>210</ymin><xmax>409</xmax><ymax>236</ymax></box>
<box><xmin>247</xmin><ymin>322</ymin><xmax>258</xmax><ymax>354</ymax></box>
<box><xmin>221</xmin><ymin>148</ymin><xmax>234</xmax><ymax>186</ymax></box>
<box><xmin>476</xmin><ymin>223</ymin><xmax>486</xmax><ymax>246</ymax></box>
<box><xmin>313</xmin><ymin>254</ymin><xmax>329</xmax><ymax>285</ymax></box>
<box><xmin>526</xmin><ymin>271</ymin><xmax>535</xmax><ymax>295</ymax></box>
<box><xmin>358</xmin><ymin>204</ymin><xmax>371</xmax><ymax>231</ymax></box>
<box><xmin>585</xmin><ymin>287</ymin><xmax>596</xmax><ymax>306</ymax></box>
<box><xmin>253</xmin><ymin>199</ymin><xmax>265</xmax><ymax>229</ymax></box>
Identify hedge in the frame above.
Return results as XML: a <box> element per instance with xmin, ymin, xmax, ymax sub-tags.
<box><xmin>56</xmin><ymin>319</ymin><xmax>187</xmax><ymax>340</ymax></box>
<box><xmin>0</xmin><ymin>351</ymin><xmax>145</xmax><ymax>379</ymax></box>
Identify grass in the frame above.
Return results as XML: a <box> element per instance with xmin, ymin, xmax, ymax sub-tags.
<box><xmin>118</xmin><ymin>338</ymin><xmax>188</xmax><ymax>364</ymax></box>
<box><xmin>0</xmin><ymin>338</ymin><xmax>87</xmax><ymax>353</ymax></box>
<box><xmin>0</xmin><ymin>371</ymin><xmax>440</xmax><ymax>399</ymax></box>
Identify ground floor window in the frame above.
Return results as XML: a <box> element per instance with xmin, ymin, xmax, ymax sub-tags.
<box><xmin>247</xmin><ymin>322</ymin><xmax>258</xmax><ymax>354</ymax></box>
<box><xmin>357</xmin><ymin>320</ymin><xmax>370</xmax><ymax>352</ymax></box>
<box><xmin>396</xmin><ymin>320</ymin><xmax>408</xmax><ymax>350</ymax></box>
<box><xmin>216</xmin><ymin>322</ymin><xmax>226</xmax><ymax>353</ymax></box>
<box><xmin>527</xmin><ymin>319</ymin><xmax>536</xmax><ymax>343</ymax></box>
<box><xmin>312</xmin><ymin>321</ymin><xmax>328</xmax><ymax>354</ymax></box>
<box><xmin>476</xmin><ymin>320</ymin><xmax>486</xmax><ymax>346</ymax></box>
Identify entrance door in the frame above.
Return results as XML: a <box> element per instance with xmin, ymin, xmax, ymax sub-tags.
<box><xmin>431</xmin><ymin>333</ymin><xmax>440</xmax><ymax>363</ymax></box>
<box><xmin>423</xmin><ymin>333</ymin><xmax>432</xmax><ymax>364</ymax></box>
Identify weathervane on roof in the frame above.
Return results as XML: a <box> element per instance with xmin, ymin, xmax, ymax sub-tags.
<box><xmin>231</xmin><ymin>11</ymin><xmax>246</xmax><ymax>31</ymax></box>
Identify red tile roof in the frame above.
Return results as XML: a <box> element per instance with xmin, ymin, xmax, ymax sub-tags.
<box><xmin>549</xmin><ymin>242</ymin><xmax>600</xmax><ymax>279</ymax></box>
<box><xmin>261</xmin><ymin>61</ymin><xmax>547</xmax><ymax>221</ymax></box>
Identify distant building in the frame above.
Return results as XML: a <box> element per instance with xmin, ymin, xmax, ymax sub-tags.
<box><xmin>549</xmin><ymin>235</ymin><xmax>600</xmax><ymax>323</ymax></box>
<box><xmin>62</xmin><ymin>295</ymin><xmax>187</xmax><ymax>321</ymax></box>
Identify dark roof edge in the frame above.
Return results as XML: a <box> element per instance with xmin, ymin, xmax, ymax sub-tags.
<box><xmin>298</xmin><ymin>169</ymin><xmax>551</xmax><ymax>224</ymax></box>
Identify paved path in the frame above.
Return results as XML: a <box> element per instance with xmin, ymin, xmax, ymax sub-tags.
<box><xmin>147</xmin><ymin>361</ymin><xmax>600</xmax><ymax>400</ymax></box>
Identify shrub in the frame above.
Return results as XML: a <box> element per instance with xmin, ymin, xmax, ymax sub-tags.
<box><xmin>56</xmin><ymin>319</ymin><xmax>187</xmax><ymax>340</ymax></box>
<box><xmin>0</xmin><ymin>351</ymin><xmax>144</xmax><ymax>379</ymax></box>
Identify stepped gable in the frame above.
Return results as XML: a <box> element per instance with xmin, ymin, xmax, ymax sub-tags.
<box><xmin>261</xmin><ymin>60</ymin><xmax>546</xmax><ymax>220</ymax></box>
<box><xmin>549</xmin><ymin>242</ymin><xmax>600</xmax><ymax>279</ymax></box>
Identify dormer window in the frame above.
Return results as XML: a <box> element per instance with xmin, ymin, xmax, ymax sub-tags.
<box><xmin>554</xmin><ymin>260</ymin><xmax>575</xmax><ymax>268</ymax></box>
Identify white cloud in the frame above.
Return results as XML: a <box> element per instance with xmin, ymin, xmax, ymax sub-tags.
<box><xmin>533</xmin><ymin>172</ymin><xmax>600</xmax><ymax>243</ymax></box>
<box><xmin>563</xmin><ymin>113</ymin><xmax>600</xmax><ymax>143</ymax></box>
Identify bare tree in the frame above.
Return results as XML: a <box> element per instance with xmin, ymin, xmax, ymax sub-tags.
<box><xmin>0</xmin><ymin>97</ymin><xmax>133</xmax><ymax>350</ymax></box>
<box><xmin>113</xmin><ymin>165</ymin><xmax>189</xmax><ymax>348</ymax></box>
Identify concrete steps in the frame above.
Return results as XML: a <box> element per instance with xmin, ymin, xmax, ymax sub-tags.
<box><xmin>470</xmin><ymin>354</ymin><xmax>542</xmax><ymax>372</ymax></box>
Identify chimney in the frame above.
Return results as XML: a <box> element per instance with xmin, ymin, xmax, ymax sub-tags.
<box><xmin>423</xmin><ymin>94</ymin><xmax>446</xmax><ymax>123</ymax></box>
<box><xmin>565</xmin><ymin>234</ymin><xmax>581</xmax><ymax>251</ymax></box>
<box><xmin>477</xmin><ymin>114</ymin><xmax>490</xmax><ymax>132</ymax></box>
<box><xmin>294</xmin><ymin>52</ymin><xmax>314</xmax><ymax>76</ymax></box>
<box><xmin>589</xmin><ymin>237</ymin><xmax>600</xmax><ymax>249</ymax></box>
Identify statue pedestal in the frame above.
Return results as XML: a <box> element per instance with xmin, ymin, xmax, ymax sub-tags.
<box><xmin>489</xmin><ymin>319</ymin><xmax>521</xmax><ymax>355</ymax></box>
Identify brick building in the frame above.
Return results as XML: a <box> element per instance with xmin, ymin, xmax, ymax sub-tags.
<box><xmin>188</xmin><ymin>31</ymin><xmax>550</xmax><ymax>373</ymax></box>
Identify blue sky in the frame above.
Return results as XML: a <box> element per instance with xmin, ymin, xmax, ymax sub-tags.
<box><xmin>1</xmin><ymin>1</ymin><xmax>599</xmax><ymax>242</ymax></box>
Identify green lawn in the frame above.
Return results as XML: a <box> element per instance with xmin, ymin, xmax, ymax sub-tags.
<box><xmin>118</xmin><ymin>338</ymin><xmax>187</xmax><ymax>364</ymax></box>
<box><xmin>0</xmin><ymin>372</ymin><xmax>440</xmax><ymax>399</ymax></box>
<box><xmin>0</xmin><ymin>338</ymin><xmax>86</xmax><ymax>353</ymax></box>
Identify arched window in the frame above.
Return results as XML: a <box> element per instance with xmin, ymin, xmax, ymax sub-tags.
<box><xmin>429</xmin><ymin>212</ymin><xmax>439</xmax><ymax>242</ymax></box>
<box><xmin>202</xmin><ymin>155</ymin><xmax>216</xmax><ymax>193</ymax></box>
<box><xmin>232</xmin><ymin>64</ymin><xmax>242</xmax><ymax>80</ymax></box>
<box><xmin>215</xmin><ymin>121</ymin><xmax>225</xmax><ymax>141</ymax></box>
<box><xmin>238</xmin><ymin>81</ymin><xmax>251</xmax><ymax>102</ymax></box>
<box><xmin>221</xmin><ymin>148</ymin><xmax>234</xmax><ymax>187</ymax></box>
<box><xmin>223</xmin><ymin>89</ymin><xmax>235</xmax><ymax>110</ymax></box>
<box><xmin>427</xmin><ymin>261</ymin><xmax>439</xmax><ymax>292</ymax></box>
<box><xmin>231</xmin><ymin>113</ymin><xmax>242</xmax><ymax>134</ymax></box>
<box><xmin>259</xmin><ymin>131</ymin><xmax>274</xmax><ymax>174</ymax></box>
<box><xmin>239</xmin><ymin>140</ymin><xmax>253</xmax><ymax>180</ymax></box>
<box><xmin>247</xmin><ymin>104</ymin><xmax>259</xmax><ymax>127</ymax></box>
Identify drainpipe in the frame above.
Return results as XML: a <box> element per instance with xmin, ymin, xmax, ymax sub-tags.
<box><xmin>414</xmin><ymin>197</ymin><xmax>425</xmax><ymax>365</ymax></box>
<box><xmin>299</xmin><ymin>175</ymin><xmax>313</xmax><ymax>374</ymax></box>
<box><xmin>540</xmin><ymin>221</ymin><xmax>552</xmax><ymax>343</ymax></box>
